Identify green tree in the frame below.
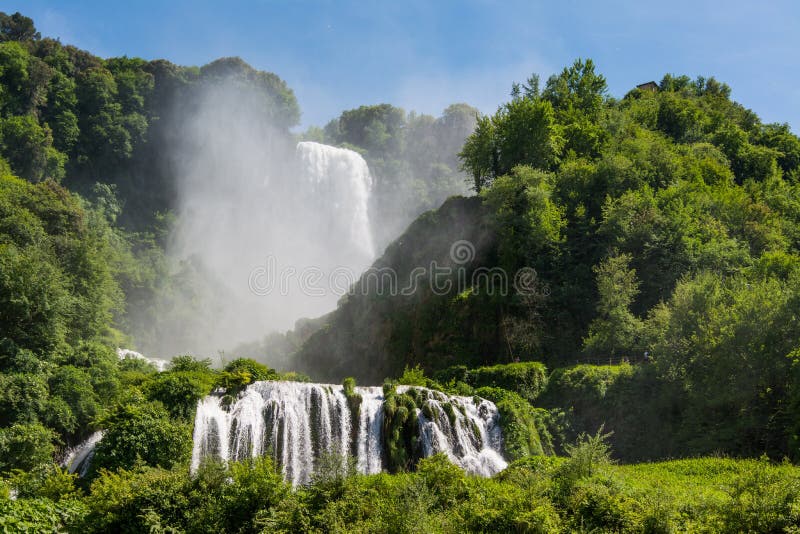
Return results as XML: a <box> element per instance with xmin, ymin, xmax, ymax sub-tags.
<box><xmin>0</xmin><ymin>422</ymin><xmax>55</xmax><ymax>472</ymax></box>
<box><xmin>482</xmin><ymin>165</ymin><xmax>565</xmax><ymax>270</ymax></box>
<box><xmin>0</xmin><ymin>114</ymin><xmax>66</xmax><ymax>181</ymax></box>
<box><xmin>146</xmin><ymin>370</ymin><xmax>216</xmax><ymax>420</ymax></box>
<box><xmin>584</xmin><ymin>253</ymin><xmax>642</xmax><ymax>357</ymax></box>
<box><xmin>495</xmin><ymin>97</ymin><xmax>562</xmax><ymax>175</ymax></box>
<box><xmin>543</xmin><ymin>58</ymin><xmax>607</xmax><ymax>118</ymax></box>
<box><xmin>459</xmin><ymin>113</ymin><xmax>497</xmax><ymax>191</ymax></box>
<box><xmin>0</xmin><ymin>12</ymin><xmax>40</xmax><ymax>42</ymax></box>
<box><xmin>90</xmin><ymin>403</ymin><xmax>192</xmax><ymax>474</ymax></box>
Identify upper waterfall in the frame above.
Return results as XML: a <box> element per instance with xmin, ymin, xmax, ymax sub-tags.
<box><xmin>153</xmin><ymin>136</ymin><xmax>379</xmax><ymax>357</ymax></box>
<box><xmin>296</xmin><ymin>141</ymin><xmax>375</xmax><ymax>261</ymax></box>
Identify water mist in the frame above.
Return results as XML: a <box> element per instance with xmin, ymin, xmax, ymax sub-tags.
<box><xmin>147</xmin><ymin>81</ymin><xmax>376</xmax><ymax>363</ymax></box>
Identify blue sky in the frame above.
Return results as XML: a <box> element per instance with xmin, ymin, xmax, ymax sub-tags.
<box><xmin>6</xmin><ymin>0</ymin><xmax>799</xmax><ymax>130</ymax></box>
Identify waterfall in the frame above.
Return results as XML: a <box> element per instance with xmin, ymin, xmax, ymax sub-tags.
<box><xmin>191</xmin><ymin>381</ymin><xmax>507</xmax><ymax>485</ymax></box>
<box><xmin>117</xmin><ymin>348</ymin><xmax>169</xmax><ymax>372</ymax></box>
<box><xmin>356</xmin><ymin>387</ymin><xmax>385</xmax><ymax>474</ymax></box>
<box><xmin>62</xmin><ymin>431</ymin><xmax>104</xmax><ymax>476</ymax></box>
<box><xmin>155</xmin><ymin>139</ymin><xmax>378</xmax><ymax>357</ymax></box>
<box><xmin>401</xmin><ymin>386</ymin><xmax>507</xmax><ymax>477</ymax></box>
<box><xmin>192</xmin><ymin>382</ymin><xmax>353</xmax><ymax>485</ymax></box>
<box><xmin>296</xmin><ymin>141</ymin><xmax>375</xmax><ymax>260</ymax></box>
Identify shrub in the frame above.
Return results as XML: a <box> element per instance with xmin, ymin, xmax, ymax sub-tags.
<box><xmin>145</xmin><ymin>370</ymin><xmax>216</xmax><ymax>420</ymax></box>
<box><xmin>717</xmin><ymin>459</ymin><xmax>800</xmax><ymax>532</ymax></box>
<box><xmin>89</xmin><ymin>403</ymin><xmax>192</xmax><ymax>475</ymax></box>
<box><xmin>436</xmin><ymin>361</ymin><xmax>548</xmax><ymax>404</ymax></box>
<box><xmin>475</xmin><ymin>387</ymin><xmax>552</xmax><ymax>459</ymax></box>
<box><xmin>0</xmin><ymin>422</ymin><xmax>56</xmax><ymax>473</ymax></box>
<box><xmin>81</xmin><ymin>466</ymin><xmax>189</xmax><ymax>533</ymax></box>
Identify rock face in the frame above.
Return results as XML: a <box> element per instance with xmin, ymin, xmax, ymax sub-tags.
<box><xmin>295</xmin><ymin>195</ymin><xmax>502</xmax><ymax>383</ymax></box>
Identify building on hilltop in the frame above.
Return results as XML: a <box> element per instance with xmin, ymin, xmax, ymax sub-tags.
<box><xmin>636</xmin><ymin>81</ymin><xmax>659</xmax><ymax>92</ymax></box>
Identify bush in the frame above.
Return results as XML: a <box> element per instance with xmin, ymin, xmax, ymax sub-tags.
<box><xmin>436</xmin><ymin>361</ymin><xmax>548</xmax><ymax>404</ymax></box>
<box><xmin>145</xmin><ymin>370</ymin><xmax>216</xmax><ymax>420</ymax></box>
<box><xmin>0</xmin><ymin>422</ymin><xmax>56</xmax><ymax>473</ymax></box>
<box><xmin>717</xmin><ymin>459</ymin><xmax>800</xmax><ymax>532</ymax></box>
<box><xmin>0</xmin><ymin>497</ymin><xmax>87</xmax><ymax>533</ymax></box>
<box><xmin>417</xmin><ymin>453</ymin><xmax>468</xmax><ymax>508</ymax></box>
<box><xmin>222</xmin><ymin>358</ymin><xmax>278</xmax><ymax>382</ymax></box>
<box><xmin>382</xmin><ymin>383</ymin><xmax>422</xmax><ymax>472</ymax></box>
<box><xmin>342</xmin><ymin>376</ymin><xmax>362</xmax><ymax>422</ymax></box>
<box><xmin>468</xmin><ymin>362</ymin><xmax>548</xmax><ymax>404</ymax></box>
<box><xmin>5</xmin><ymin>464</ymin><xmax>81</xmax><ymax>501</ymax></box>
<box><xmin>217</xmin><ymin>358</ymin><xmax>279</xmax><ymax>392</ymax></box>
<box><xmin>82</xmin><ymin>466</ymin><xmax>189</xmax><ymax>533</ymax></box>
<box><xmin>475</xmin><ymin>387</ymin><xmax>552</xmax><ymax>459</ymax></box>
<box><xmin>89</xmin><ymin>403</ymin><xmax>192</xmax><ymax>475</ymax></box>
<box><xmin>565</xmin><ymin>477</ymin><xmax>642</xmax><ymax>532</ymax></box>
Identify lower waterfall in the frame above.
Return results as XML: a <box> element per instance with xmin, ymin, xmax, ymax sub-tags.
<box><xmin>402</xmin><ymin>386</ymin><xmax>507</xmax><ymax>476</ymax></box>
<box><xmin>191</xmin><ymin>381</ymin><xmax>507</xmax><ymax>485</ymax></box>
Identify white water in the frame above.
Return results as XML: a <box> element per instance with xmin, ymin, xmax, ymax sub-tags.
<box><xmin>401</xmin><ymin>386</ymin><xmax>507</xmax><ymax>477</ymax></box>
<box><xmin>156</xmin><ymin>139</ymin><xmax>377</xmax><ymax>358</ymax></box>
<box><xmin>296</xmin><ymin>141</ymin><xmax>375</xmax><ymax>261</ymax></box>
<box><xmin>117</xmin><ymin>348</ymin><xmax>169</xmax><ymax>372</ymax></box>
<box><xmin>62</xmin><ymin>431</ymin><xmax>104</xmax><ymax>476</ymax></box>
<box><xmin>356</xmin><ymin>387</ymin><xmax>385</xmax><ymax>474</ymax></box>
<box><xmin>191</xmin><ymin>381</ymin><xmax>506</xmax><ymax>484</ymax></box>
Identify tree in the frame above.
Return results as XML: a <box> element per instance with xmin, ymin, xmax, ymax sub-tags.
<box><xmin>460</xmin><ymin>98</ymin><xmax>562</xmax><ymax>191</ymax></box>
<box><xmin>759</xmin><ymin>123</ymin><xmax>800</xmax><ymax>179</ymax></box>
<box><xmin>543</xmin><ymin>58</ymin><xmax>607</xmax><ymax>119</ymax></box>
<box><xmin>334</xmin><ymin>103</ymin><xmax>406</xmax><ymax>157</ymax></box>
<box><xmin>90</xmin><ymin>403</ymin><xmax>192</xmax><ymax>474</ymax></box>
<box><xmin>0</xmin><ymin>12</ymin><xmax>40</xmax><ymax>42</ymax></box>
<box><xmin>0</xmin><ymin>422</ymin><xmax>55</xmax><ymax>472</ymax></box>
<box><xmin>0</xmin><ymin>242</ymin><xmax>70</xmax><ymax>356</ymax></box>
<box><xmin>146</xmin><ymin>370</ymin><xmax>215</xmax><ymax>420</ymax></box>
<box><xmin>0</xmin><ymin>115</ymin><xmax>66</xmax><ymax>182</ymax></box>
<box><xmin>495</xmin><ymin>97</ymin><xmax>562</xmax><ymax>175</ymax></box>
<box><xmin>199</xmin><ymin>57</ymin><xmax>300</xmax><ymax>129</ymax></box>
<box><xmin>482</xmin><ymin>165</ymin><xmax>565</xmax><ymax>270</ymax></box>
<box><xmin>459</xmin><ymin>113</ymin><xmax>497</xmax><ymax>191</ymax></box>
<box><xmin>584</xmin><ymin>253</ymin><xmax>642</xmax><ymax>356</ymax></box>
<box><xmin>217</xmin><ymin>358</ymin><xmax>278</xmax><ymax>390</ymax></box>
<box><xmin>47</xmin><ymin>366</ymin><xmax>100</xmax><ymax>437</ymax></box>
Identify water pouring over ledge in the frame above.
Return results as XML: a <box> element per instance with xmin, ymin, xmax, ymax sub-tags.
<box><xmin>62</xmin><ymin>430</ymin><xmax>104</xmax><ymax>476</ymax></box>
<box><xmin>153</xmin><ymin>139</ymin><xmax>378</xmax><ymax>358</ymax></box>
<box><xmin>296</xmin><ymin>141</ymin><xmax>375</xmax><ymax>261</ymax></box>
<box><xmin>191</xmin><ymin>381</ymin><xmax>507</xmax><ymax>485</ymax></box>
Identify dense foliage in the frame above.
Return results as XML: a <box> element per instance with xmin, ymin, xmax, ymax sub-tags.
<box><xmin>297</xmin><ymin>58</ymin><xmax>800</xmax><ymax>462</ymax></box>
<box><xmin>3</xmin><ymin>10</ymin><xmax>800</xmax><ymax>531</ymax></box>
<box><xmin>4</xmin><ymin>450</ymin><xmax>800</xmax><ymax>532</ymax></box>
<box><xmin>0</xmin><ymin>15</ymin><xmax>299</xmax><ymax>229</ymax></box>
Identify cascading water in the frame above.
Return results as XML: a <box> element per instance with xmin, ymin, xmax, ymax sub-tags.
<box><xmin>62</xmin><ymin>431</ymin><xmax>104</xmax><ymax>476</ymax></box>
<box><xmin>191</xmin><ymin>381</ymin><xmax>507</xmax><ymax>485</ymax></box>
<box><xmin>156</xmin><ymin>138</ymin><xmax>378</xmax><ymax>358</ymax></box>
<box><xmin>117</xmin><ymin>348</ymin><xmax>170</xmax><ymax>372</ymax></box>
<box><xmin>356</xmin><ymin>387</ymin><xmax>385</xmax><ymax>474</ymax></box>
<box><xmin>401</xmin><ymin>386</ymin><xmax>507</xmax><ymax>477</ymax></box>
<box><xmin>295</xmin><ymin>141</ymin><xmax>375</xmax><ymax>260</ymax></box>
<box><xmin>192</xmin><ymin>382</ymin><xmax>362</xmax><ymax>485</ymax></box>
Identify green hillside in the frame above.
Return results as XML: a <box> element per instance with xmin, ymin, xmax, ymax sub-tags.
<box><xmin>1</xmin><ymin>10</ymin><xmax>800</xmax><ymax>532</ymax></box>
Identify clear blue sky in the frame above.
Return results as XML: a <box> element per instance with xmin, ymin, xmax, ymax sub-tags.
<box><xmin>6</xmin><ymin>0</ymin><xmax>799</xmax><ymax>131</ymax></box>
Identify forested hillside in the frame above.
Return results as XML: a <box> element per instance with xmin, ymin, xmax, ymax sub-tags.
<box><xmin>3</xmin><ymin>10</ymin><xmax>800</xmax><ymax>532</ymax></box>
<box><xmin>0</xmin><ymin>9</ymin><xmax>299</xmax><ymax>229</ymax></box>
<box><xmin>297</xmin><ymin>59</ymin><xmax>800</xmax><ymax>461</ymax></box>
